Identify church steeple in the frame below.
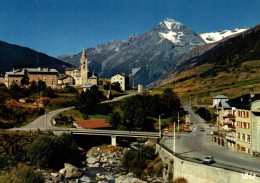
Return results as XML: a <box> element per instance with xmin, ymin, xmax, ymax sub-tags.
<box><xmin>80</xmin><ymin>48</ymin><xmax>88</xmax><ymax>85</ymax></box>
<box><xmin>81</xmin><ymin>48</ymin><xmax>87</xmax><ymax>61</ymax></box>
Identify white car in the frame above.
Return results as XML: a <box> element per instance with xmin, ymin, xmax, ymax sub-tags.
<box><xmin>200</xmin><ymin>127</ymin><xmax>205</xmax><ymax>131</ymax></box>
<box><xmin>203</xmin><ymin>156</ymin><xmax>214</xmax><ymax>164</ymax></box>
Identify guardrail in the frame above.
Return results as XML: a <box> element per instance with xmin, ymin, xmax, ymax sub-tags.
<box><xmin>156</xmin><ymin>139</ymin><xmax>260</xmax><ymax>177</ymax></box>
<box><xmin>50</xmin><ymin>128</ymin><xmax>159</xmax><ymax>138</ymax></box>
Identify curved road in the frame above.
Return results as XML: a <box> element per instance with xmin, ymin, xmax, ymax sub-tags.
<box><xmin>12</xmin><ymin>92</ymin><xmax>138</xmax><ymax>131</ymax></box>
<box><xmin>161</xmin><ymin>105</ymin><xmax>260</xmax><ymax>174</ymax></box>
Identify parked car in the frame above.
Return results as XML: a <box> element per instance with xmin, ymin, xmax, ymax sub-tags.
<box><xmin>200</xmin><ymin>127</ymin><xmax>205</xmax><ymax>131</ymax></box>
<box><xmin>203</xmin><ymin>156</ymin><xmax>214</xmax><ymax>164</ymax></box>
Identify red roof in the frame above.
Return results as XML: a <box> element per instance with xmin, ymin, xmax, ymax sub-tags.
<box><xmin>74</xmin><ymin>119</ymin><xmax>111</xmax><ymax>129</ymax></box>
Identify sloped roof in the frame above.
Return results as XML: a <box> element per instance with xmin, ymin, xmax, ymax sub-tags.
<box><xmin>217</xmin><ymin>100</ymin><xmax>231</xmax><ymax>108</ymax></box>
<box><xmin>74</xmin><ymin>119</ymin><xmax>111</xmax><ymax>129</ymax></box>
<box><xmin>112</xmin><ymin>72</ymin><xmax>129</xmax><ymax>78</ymax></box>
<box><xmin>227</xmin><ymin>94</ymin><xmax>260</xmax><ymax>110</ymax></box>
<box><xmin>213</xmin><ymin>95</ymin><xmax>228</xmax><ymax>99</ymax></box>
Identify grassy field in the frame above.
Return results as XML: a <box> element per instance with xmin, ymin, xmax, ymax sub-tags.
<box><xmin>150</xmin><ymin>60</ymin><xmax>260</xmax><ymax>105</ymax></box>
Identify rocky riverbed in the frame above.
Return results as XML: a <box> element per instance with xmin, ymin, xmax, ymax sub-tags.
<box><xmin>45</xmin><ymin>143</ymin><xmax>165</xmax><ymax>183</ymax></box>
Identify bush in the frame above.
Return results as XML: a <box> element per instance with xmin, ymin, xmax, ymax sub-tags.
<box><xmin>0</xmin><ymin>164</ymin><xmax>44</xmax><ymax>183</ymax></box>
<box><xmin>27</xmin><ymin>133</ymin><xmax>81</xmax><ymax>170</ymax></box>
<box><xmin>195</xmin><ymin>107</ymin><xmax>211</xmax><ymax>121</ymax></box>
<box><xmin>121</xmin><ymin>145</ymin><xmax>156</xmax><ymax>177</ymax></box>
<box><xmin>0</xmin><ymin>131</ymin><xmax>38</xmax><ymax>166</ymax></box>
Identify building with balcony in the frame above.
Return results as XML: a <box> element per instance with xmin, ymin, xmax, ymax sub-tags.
<box><xmin>228</xmin><ymin>94</ymin><xmax>260</xmax><ymax>155</ymax></box>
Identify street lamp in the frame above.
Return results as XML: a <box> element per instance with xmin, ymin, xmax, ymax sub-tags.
<box><xmin>177</xmin><ymin>112</ymin><xmax>180</xmax><ymax>132</ymax></box>
<box><xmin>159</xmin><ymin>114</ymin><xmax>164</xmax><ymax>139</ymax></box>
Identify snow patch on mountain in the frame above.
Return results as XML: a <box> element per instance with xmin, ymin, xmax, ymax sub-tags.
<box><xmin>159</xmin><ymin>31</ymin><xmax>184</xmax><ymax>44</ymax></box>
<box><xmin>130</xmin><ymin>67</ymin><xmax>140</xmax><ymax>77</ymax></box>
<box><xmin>200</xmin><ymin>28</ymin><xmax>248</xmax><ymax>43</ymax></box>
<box><xmin>164</xmin><ymin>21</ymin><xmax>172</xmax><ymax>30</ymax></box>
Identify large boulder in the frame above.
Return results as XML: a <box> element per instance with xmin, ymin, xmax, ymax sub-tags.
<box><xmin>115</xmin><ymin>173</ymin><xmax>147</xmax><ymax>183</ymax></box>
<box><xmin>87</xmin><ymin>157</ymin><xmax>99</xmax><ymax>164</ymax></box>
<box><xmin>63</xmin><ymin>163</ymin><xmax>82</xmax><ymax>179</ymax></box>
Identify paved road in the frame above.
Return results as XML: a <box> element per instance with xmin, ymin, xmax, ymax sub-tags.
<box><xmin>161</xmin><ymin>105</ymin><xmax>260</xmax><ymax>174</ymax></box>
<box><xmin>12</xmin><ymin>92</ymin><xmax>138</xmax><ymax>131</ymax></box>
<box><xmin>12</xmin><ymin>107</ymin><xmax>73</xmax><ymax>131</ymax></box>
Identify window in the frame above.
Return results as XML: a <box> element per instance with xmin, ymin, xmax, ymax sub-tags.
<box><xmin>243</xmin><ymin>122</ymin><xmax>247</xmax><ymax>128</ymax></box>
<box><xmin>247</xmin><ymin>112</ymin><xmax>249</xmax><ymax>118</ymax></box>
<box><xmin>242</xmin><ymin>133</ymin><xmax>245</xmax><ymax>141</ymax></box>
<box><xmin>248</xmin><ymin>148</ymin><xmax>250</xmax><ymax>154</ymax></box>
<box><xmin>237</xmin><ymin>144</ymin><xmax>240</xmax><ymax>151</ymax></box>
<box><xmin>248</xmin><ymin>123</ymin><xmax>250</xmax><ymax>129</ymax></box>
<box><xmin>247</xmin><ymin>135</ymin><xmax>250</xmax><ymax>142</ymax></box>
<box><xmin>238</xmin><ymin>111</ymin><xmax>241</xmax><ymax>117</ymax></box>
<box><xmin>243</xmin><ymin>111</ymin><xmax>245</xmax><ymax>117</ymax></box>
<box><xmin>237</xmin><ymin>132</ymin><xmax>240</xmax><ymax>140</ymax></box>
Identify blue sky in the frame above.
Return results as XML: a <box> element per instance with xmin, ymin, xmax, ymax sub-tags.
<box><xmin>0</xmin><ymin>0</ymin><xmax>259</xmax><ymax>57</ymax></box>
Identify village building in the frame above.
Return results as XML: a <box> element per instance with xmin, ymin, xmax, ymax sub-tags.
<box><xmin>215</xmin><ymin>99</ymin><xmax>236</xmax><ymax>130</ymax></box>
<box><xmin>111</xmin><ymin>73</ymin><xmax>130</xmax><ymax>91</ymax></box>
<box><xmin>58</xmin><ymin>74</ymin><xmax>74</xmax><ymax>86</ymax></box>
<box><xmin>78</xmin><ymin>84</ymin><xmax>99</xmax><ymax>93</ymax></box>
<box><xmin>213</xmin><ymin>95</ymin><xmax>229</xmax><ymax>107</ymax></box>
<box><xmin>5</xmin><ymin>67</ymin><xmax>59</xmax><ymax>88</ymax></box>
<box><xmin>65</xmin><ymin>49</ymin><xmax>99</xmax><ymax>86</ymax></box>
<box><xmin>228</xmin><ymin>94</ymin><xmax>260</xmax><ymax>155</ymax></box>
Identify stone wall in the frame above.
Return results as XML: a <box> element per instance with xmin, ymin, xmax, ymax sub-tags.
<box><xmin>156</xmin><ymin>143</ymin><xmax>259</xmax><ymax>183</ymax></box>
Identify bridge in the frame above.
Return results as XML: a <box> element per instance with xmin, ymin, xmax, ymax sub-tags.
<box><xmin>50</xmin><ymin>128</ymin><xmax>160</xmax><ymax>146</ymax></box>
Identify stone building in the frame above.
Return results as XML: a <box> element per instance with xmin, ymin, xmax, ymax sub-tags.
<box><xmin>111</xmin><ymin>73</ymin><xmax>130</xmax><ymax>91</ymax></box>
<box><xmin>5</xmin><ymin>67</ymin><xmax>59</xmax><ymax>88</ymax></box>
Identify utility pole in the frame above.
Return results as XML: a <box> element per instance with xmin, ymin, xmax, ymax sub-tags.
<box><xmin>159</xmin><ymin>115</ymin><xmax>161</xmax><ymax>139</ymax></box>
<box><xmin>133</xmin><ymin>77</ymin><xmax>134</xmax><ymax>91</ymax></box>
<box><xmin>45</xmin><ymin>108</ymin><xmax>47</xmax><ymax>131</ymax></box>
<box><xmin>173</xmin><ymin>121</ymin><xmax>176</xmax><ymax>153</ymax></box>
<box><xmin>177</xmin><ymin>112</ymin><xmax>179</xmax><ymax>132</ymax></box>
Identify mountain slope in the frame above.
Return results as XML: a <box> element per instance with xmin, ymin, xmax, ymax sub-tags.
<box><xmin>0</xmin><ymin>41</ymin><xmax>73</xmax><ymax>74</ymax></box>
<box><xmin>59</xmin><ymin>18</ymin><xmax>205</xmax><ymax>86</ymax></box>
<box><xmin>154</xmin><ymin>24</ymin><xmax>260</xmax><ymax>104</ymax></box>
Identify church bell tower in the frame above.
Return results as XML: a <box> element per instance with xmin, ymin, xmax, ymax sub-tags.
<box><xmin>80</xmin><ymin>48</ymin><xmax>88</xmax><ymax>85</ymax></box>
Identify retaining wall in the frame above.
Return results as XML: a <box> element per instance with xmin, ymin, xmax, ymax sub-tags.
<box><xmin>156</xmin><ymin>142</ymin><xmax>259</xmax><ymax>183</ymax></box>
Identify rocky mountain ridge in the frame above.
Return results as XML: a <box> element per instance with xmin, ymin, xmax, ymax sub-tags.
<box><xmin>150</xmin><ymin>24</ymin><xmax>259</xmax><ymax>87</ymax></box>
<box><xmin>59</xmin><ymin>18</ymin><xmax>205</xmax><ymax>86</ymax></box>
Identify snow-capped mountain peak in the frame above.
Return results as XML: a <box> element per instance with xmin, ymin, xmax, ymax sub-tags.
<box><xmin>160</xmin><ymin>18</ymin><xmax>183</xmax><ymax>30</ymax></box>
<box><xmin>200</xmin><ymin>28</ymin><xmax>248</xmax><ymax>44</ymax></box>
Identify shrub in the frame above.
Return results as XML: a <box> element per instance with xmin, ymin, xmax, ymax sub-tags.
<box><xmin>195</xmin><ymin>107</ymin><xmax>211</xmax><ymax>121</ymax></box>
<box><xmin>28</xmin><ymin>133</ymin><xmax>81</xmax><ymax>170</ymax></box>
<box><xmin>0</xmin><ymin>164</ymin><xmax>43</xmax><ymax>183</ymax></box>
<box><xmin>0</xmin><ymin>131</ymin><xmax>38</xmax><ymax>166</ymax></box>
<box><xmin>121</xmin><ymin>145</ymin><xmax>156</xmax><ymax>177</ymax></box>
